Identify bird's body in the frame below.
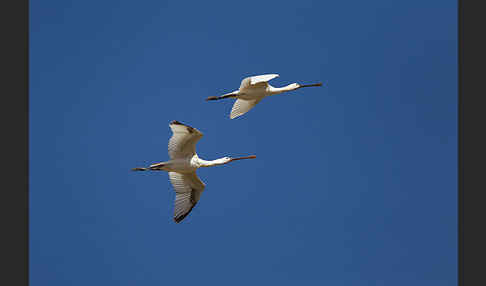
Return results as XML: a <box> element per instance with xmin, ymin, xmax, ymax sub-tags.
<box><xmin>149</xmin><ymin>158</ymin><xmax>195</xmax><ymax>173</ymax></box>
<box><xmin>148</xmin><ymin>155</ymin><xmax>232</xmax><ymax>173</ymax></box>
<box><xmin>132</xmin><ymin>120</ymin><xmax>256</xmax><ymax>223</ymax></box>
<box><xmin>206</xmin><ymin>74</ymin><xmax>322</xmax><ymax>119</ymax></box>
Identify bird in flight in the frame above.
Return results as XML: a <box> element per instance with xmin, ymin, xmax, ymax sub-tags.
<box><xmin>206</xmin><ymin>74</ymin><xmax>322</xmax><ymax>119</ymax></box>
<box><xmin>132</xmin><ymin>120</ymin><xmax>256</xmax><ymax>223</ymax></box>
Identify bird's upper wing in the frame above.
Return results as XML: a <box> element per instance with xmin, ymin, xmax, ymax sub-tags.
<box><xmin>230</xmin><ymin>98</ymin><xmax>263</xmax><ymax>119</ymax></box>
<box><xmin>168</xmin><ymin>121</ymin><xmax>204</xmax><ymax>159</ymax></box>
<box><xmin>239</xmin><ymin>74</ymin><xmax>279</xmax><ymax>90</ymax></box>
<box><xmin>169</xmin><ymin>171</ymin><xmax>206</xmax><ymax>223</ymax></box>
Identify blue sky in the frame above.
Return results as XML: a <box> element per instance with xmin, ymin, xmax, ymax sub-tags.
<box><xmin>30</xmin><ymin>0</ymin><xmax>457</xmax><ymax>285</ymax></box>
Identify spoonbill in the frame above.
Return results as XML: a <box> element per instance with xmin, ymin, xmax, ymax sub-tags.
<box><xmin>132</xmin><ymin>120</ymin><xmax>256</xmax><ymax>223</ymax></box>
<box><xmin>206</xmin><ymin>74</ymin><xmax>322</xmax><ymax>119</ymax></box>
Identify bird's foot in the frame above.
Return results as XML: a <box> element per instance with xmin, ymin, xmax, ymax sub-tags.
<box><xmin>131</xmin><ymin>167</ymin><xmax>148</xmax><ymax>171</ymax></box>
<box><xmin>205</xmin><ymin>96</ymin><xmax>220</xmax><ymax>101</ymax></box>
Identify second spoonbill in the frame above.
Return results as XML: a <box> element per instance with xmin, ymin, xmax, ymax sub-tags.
<box><xmin>206</xmin><ymin>74</ymin><xmax>322</xmax><ymax>119</ymax></box>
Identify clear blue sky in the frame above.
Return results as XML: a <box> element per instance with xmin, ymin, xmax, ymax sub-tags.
<box><xmin>30</xmin><ymin>1</ymin><xmax>457</xmax><ymax>285</ymax></box>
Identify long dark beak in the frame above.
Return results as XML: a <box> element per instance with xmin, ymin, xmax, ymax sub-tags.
<box><xmin>229</xmin><ymin>155</ymin><xmax>257</xmax><ymax>162</ymax></box>
<box><xmin>299</xmin><ymin>82</ymin><xmax>323</xmax><ymax>88</ymax></box>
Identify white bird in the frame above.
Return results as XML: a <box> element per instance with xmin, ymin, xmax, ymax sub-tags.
<box><xmin>206</xmin><ymin>74</ymin><xmax>322</xmax><ymax>119</ymax></box>
<box><xmin>132</xmin><ymin>120</ymin><xmax>256</xmax><ymax>223</ymax></box>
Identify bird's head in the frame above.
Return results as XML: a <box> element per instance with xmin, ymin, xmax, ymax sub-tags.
<box><xmin>203</xmin><ymin>155</ymin><xmax>256</xmax><ymax>167</ymax></box>
<box><xmin>222</xmin><ymin>157</ymin><xmax>232</xmax><ymax>163</ymax></box>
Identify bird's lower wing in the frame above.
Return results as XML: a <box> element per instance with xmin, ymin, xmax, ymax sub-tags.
<box><xmin>230</xmin><ymin>98</ymin><xmax>262</xmax><ymax>119</ymax></box>
<box><xmin>169</xmin><ymin>172</ymin><xmax>205</xmax><ymax>223</ymax></box>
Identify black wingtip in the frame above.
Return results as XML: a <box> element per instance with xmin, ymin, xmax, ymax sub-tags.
<box><xmin>174</xmin><ymin>214</ymin><xmax>187</xmax><ymax>223</ymax></box>
<box><xmin>173</xmin><ymin>204</ymin><xmax>196</xmax><ymax>223</ymax></box>
<box><xmin>170</xmin><ymin>120</ymin><xmax>197</xmax><ymax>133</ymax></box>
<box><xmin>170</xmin><ymin>120</ymin><xmax>183</xmax><ymax>125</ymax></box>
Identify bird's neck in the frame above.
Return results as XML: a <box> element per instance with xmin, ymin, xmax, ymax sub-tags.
<box><xmin>197</xmin><ymin>157</ymin><xmax>228</xmax><ymax>167</ymax></box>
<box><xmin>268</xmin><ymin>83</ymin><xmax>300</xmax><ymax>95</ymax></box>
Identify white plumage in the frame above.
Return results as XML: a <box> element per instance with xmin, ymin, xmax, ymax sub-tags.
<box><xmin>167</xmin><ymin>121</ymin><xmax>203</xmax><ymax>160</ymax></box>
<box><xmin>206</xmin><ymin>74</ymin><xmax>322</xmax><ymax>119</ymax></box>
<box><xmin>132</xmin><ymin>120</ymin><xmax>256</xmax><ymax>223</ymax></box>
<box><xmin>169</xmin><ymin>172</ymin><xmax>204</xmax><ymax>222</ymax></box>
<box><xmin>230</xmin><ymin>98</ymin><xmax>263</xmax><ymax>120</ymax></box>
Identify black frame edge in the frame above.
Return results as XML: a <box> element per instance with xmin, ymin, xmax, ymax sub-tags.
<box><xmin>0</xmin><ymin>0</ymin><xmax>29</xmax><ymax>285</ymax></box>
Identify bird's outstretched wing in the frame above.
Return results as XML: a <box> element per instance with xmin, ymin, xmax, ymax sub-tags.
<box><xmin>239</xmin><ymin>74</ymin><xmax>279</xmax><ymax>90</ymax></box>
<box><xmin>169</xmin><ymin>171</ymin><xmax>206</xmax><ymax>223</ymax></box>
<box><xmin>168</xmin><ymin>121</ymin><xmax>204</xmax><ymax>159</ymax></box>
<box><xmin>230</xmin><ymin>98</ymin><xmax>263</xmax><ymax>119</ymax></box>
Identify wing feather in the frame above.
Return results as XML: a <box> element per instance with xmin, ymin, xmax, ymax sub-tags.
<box><xmin>230</xmin><ymin>98</ymin><xmax>263</xmax><ymax>119</ymax></box>
<box><xmin>239</xmin><ymin>74</ymin><xmax>279</xmax><ymax>90</ymax></box>
<box><xmin>168</xmin><ymin>121</ymin><xmax>203</xmax><ymax>159</ymax></box>
<box><xmin>169</xmin><ymin>172</ymin><xmax>205</xmax><ymax>223</ymax></box>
